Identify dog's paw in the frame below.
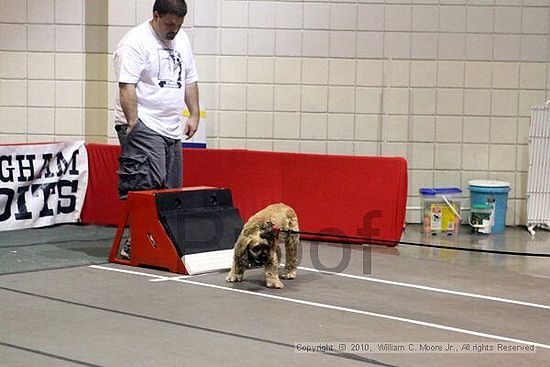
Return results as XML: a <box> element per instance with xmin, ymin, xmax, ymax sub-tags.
<box><xmin>280</xmin><ymin>271</ymin><xmax>296</xmax><ymax>280</ymax></box>
<box><xmin>226</xmin><ymin>272</ymin><xmax>243</xmax><ymax>282</ymax></box>
<box><xmin>266</xmin><ymin>279</ymin><xmax>284</xmax><ymax>289</ymax></box>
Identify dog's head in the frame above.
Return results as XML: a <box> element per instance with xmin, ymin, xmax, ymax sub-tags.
<box><xmin>246</xmin><ymin>240</ymin><xmax>271</xmax><ymax>267</ymax></box>
<box><xmin>241</xmin><ymin>222</ymin><xmax>280</xmax><ymax>267</ymax></box>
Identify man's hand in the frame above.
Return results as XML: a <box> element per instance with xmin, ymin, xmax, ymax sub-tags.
<box><xmin>119</xmin><ymin>83</ymin><xmax>138</xmax><ymax>132</ymax></box>
<box><xmin>184</xmin><ymin>115</ymin><xmax>199</xmax><ymax>139</ymax></box>
<box><xmin>184</xmin><ymin>82</ymin><xmax>200</xmax><ymax>140</ymax></box>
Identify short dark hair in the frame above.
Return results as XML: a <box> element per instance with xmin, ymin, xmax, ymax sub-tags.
<box><xmin>153</xmin><ymin>0</ymin><xmax>187</xmax><ymax>17</ymax></box>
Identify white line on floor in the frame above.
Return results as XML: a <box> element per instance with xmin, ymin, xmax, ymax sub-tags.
<box><xmin>88</xmin><ymin>265</ymin><xmax>168</xmax><ymax>279</ymax></box>
<box><xmin>89</xmin><ymin>264</ymin><xmax>550</xmax><ymax>350</ymax></box>
<box><xmin>149</xmin><ymin>272</ymin><xmax>220</xmax><ymax>282</ymax></box>
<box><xmin>149</xmin><ymin>275</ymin><xmax>192</xmax><ymax>282</ymax></box>
<box><xmin>95</xmin><ymin>264</ymin><xmax>550</xmax><ymax>310</ymax></box>
<box><xmin>296</xmin><ymin>266</ymin><xmax>550</xmax><ymax>311</ymax></box>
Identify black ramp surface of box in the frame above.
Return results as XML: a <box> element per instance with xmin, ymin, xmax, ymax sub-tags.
<box><xmin>155</xmin><ymin>189</ymin><xmax>243</xmax><ymax>257</ymax></box>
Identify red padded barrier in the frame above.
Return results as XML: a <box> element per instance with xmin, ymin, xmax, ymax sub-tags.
<box><xmin>81</xmin><ymin>144</ymin><xmax>407</xmax><ymax>244</ymax></box>
<box><xmin>182</xmin><ymin>149</ymin><xmax>284</xmax><ymax>221</ymax></box>
<box><xmin>279</xmin><ymin>153</ymin><xmax>407</xmax><ymax>243</ymax></box>
<box><xmin>82</xmin><ymin>144</ymin><xmax>121</xmax><ymax>226</ymax></box>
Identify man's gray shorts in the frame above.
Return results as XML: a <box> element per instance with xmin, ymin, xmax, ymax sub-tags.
<box><xmin>115</xmin><ymin>120</ymin><xmax>182</xmax><ymax>199</ymax></box>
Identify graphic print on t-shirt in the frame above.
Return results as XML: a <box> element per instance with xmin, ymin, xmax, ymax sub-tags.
<box><xmin>157</xmin><ymin>48</ymin><xmax>182</xmax><ymax>88</ymax></box>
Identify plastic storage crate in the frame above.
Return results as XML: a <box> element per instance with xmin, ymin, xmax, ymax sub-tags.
<box><xmin>420</xmin><ymin>187</ymin><xmax>462</xmax><ymax>235</ymax></box>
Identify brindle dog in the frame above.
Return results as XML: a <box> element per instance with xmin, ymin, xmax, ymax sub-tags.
<box><xmin>226</xmin><ymin>203</ymin><xmax>299</xmax><ymax>289</ymax></box>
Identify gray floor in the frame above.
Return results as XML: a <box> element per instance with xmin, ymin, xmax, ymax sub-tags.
<box><xmin>1</xmin><ymin>223</ymin><xmax>550</xmax><ymax>366</ymax></box>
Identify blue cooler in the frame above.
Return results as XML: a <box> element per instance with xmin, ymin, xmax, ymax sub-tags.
<box><xmin>468</xmin><ymin>180</ymin><xmax>510</xmax><ymax>233</ymax></box>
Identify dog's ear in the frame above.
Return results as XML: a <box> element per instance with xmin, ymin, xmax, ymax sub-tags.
<box><xmin>233</xmin><ymin>234</ymin><xmax>254</xmax><ymax>259</ymax></box>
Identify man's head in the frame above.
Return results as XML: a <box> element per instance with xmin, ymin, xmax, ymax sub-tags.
<box><xmin>151</xmin><ymin>0</ymin><xmax>187</xmax><ymax>41</ymax></box>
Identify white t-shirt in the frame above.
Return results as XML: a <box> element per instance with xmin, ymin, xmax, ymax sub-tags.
<box><xmin>113</xmin><ymin>20</ymin><xmax>198</xmax><ymax>140</ymax></box>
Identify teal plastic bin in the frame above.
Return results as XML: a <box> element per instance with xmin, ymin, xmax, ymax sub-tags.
<box><xmin>468</xmin><ymin>180</ymin><xmax>510</xmax><ymax>233</ymax></box>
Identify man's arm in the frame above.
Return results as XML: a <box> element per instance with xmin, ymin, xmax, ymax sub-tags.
<box><xmin>184</xmin><ymin>82</ymin><xmax>200</xmax><ymax>139</ymax></box>
<box><xmin>119</xmin><ymin>82</ymin><xmax>138</xmax><ymax>131</ymax></box>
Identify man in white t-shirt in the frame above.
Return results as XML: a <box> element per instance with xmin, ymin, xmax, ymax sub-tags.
<box><xmin>113</xmin><ymin>0</ymin><xmax>200</xmax><ymax>259</ymax></box>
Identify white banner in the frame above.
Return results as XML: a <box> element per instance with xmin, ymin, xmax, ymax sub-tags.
<box><xmin>0</xmin><ymin>141</ymin><xmax>89</xmax><ymax>231</ymax></box>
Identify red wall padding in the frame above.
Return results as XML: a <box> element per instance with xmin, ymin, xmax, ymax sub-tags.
<box><xmin>83</xmin><ymin>144</ymin><xmax>121</xmax><ymax>226</ymax></box>
<box><xmin>181</xmin><ymin>149</ymin><xmax>284</xmax><ymax>222</ymax></box>
<box><xmin>279</xmin><ymin>153</ymin><xmax>407</xmax><ymax>243</ymax></box>
<box><xmin>82</xmin><ymin>144</ymin><xmax>407</xmax><ymax>244</ymax></box>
